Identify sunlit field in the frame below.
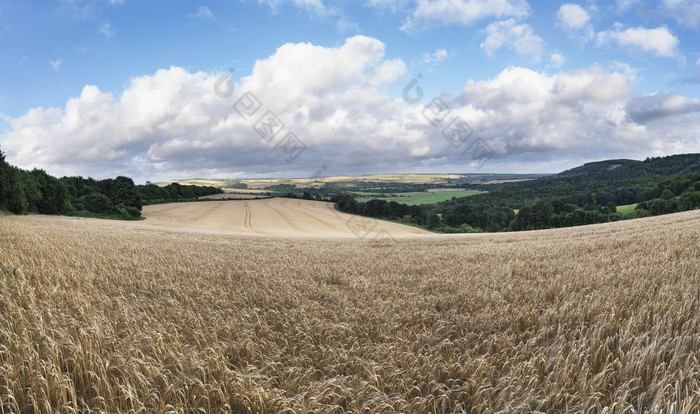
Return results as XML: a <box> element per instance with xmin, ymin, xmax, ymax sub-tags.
<box><xmin>140</xmin><ymin>198</ymin><xmax>430</xmax><ymax>238</ymax></box>
<box><xmin>1</xmin><ymin>208</ymin><xmax>699</xmax><ymax>412</ymax></box>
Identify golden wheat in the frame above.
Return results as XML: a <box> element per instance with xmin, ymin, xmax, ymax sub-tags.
<box><xmin>0</xmin><ymin>209</ymin><xmax>699</xmax><ymax>413</ymax></box>
<box><xmin>139</xmin><ymin>199</ymin><xmax>431</xmax><ymax>238</ymax></box>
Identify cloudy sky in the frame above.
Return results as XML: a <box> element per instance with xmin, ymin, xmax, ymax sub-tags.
<box><xmin>1</xmin><ymin>0</ymin><xmax>699</xmax><ymax>182</ymax></box>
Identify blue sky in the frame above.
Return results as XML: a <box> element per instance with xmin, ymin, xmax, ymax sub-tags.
<box><xmin>1</xmin><ymin>0</ymin><xmax>700</xmax><ymax>181</ymax></box>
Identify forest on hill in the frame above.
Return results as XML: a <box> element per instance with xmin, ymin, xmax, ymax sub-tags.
<box><xmin>334</xmin><ymin>154</ymin><xmax>700</xmax><ymax>232</ymax></box>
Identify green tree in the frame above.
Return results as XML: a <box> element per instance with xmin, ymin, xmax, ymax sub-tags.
<box><xmin>590</xmin><ymin>193</ymin><xmax>597</xmax><ymax>205</ymax></box>
<box><xmin>402</xmin><ymin>215</ymin><xmax>417</xmax><ymax>224</ymax></box>
<box><xmin>81</xmin><ymin>193</ymin><xmax>114</xmax><ymax>214</ymax></box>
<box><xmin>31</xmin><ymin>169</ymin><xmax>71</xmax><ymax>214</ymax></box>
<box><xmin>530</xmin><ymin>200</ymin><xmax>554</xmax><ymax>229</ymax></box>
<box><xmin>110</xmin><ymin>176</ymin><xmax>143</xmax><ymax>210</ymax></box>
<box><xmin>426</xmin><ymin>213</ymin><xmax>442</xmax><ymax>229</ymax></box>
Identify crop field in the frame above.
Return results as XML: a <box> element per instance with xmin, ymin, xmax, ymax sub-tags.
<box><xmin>0</xmin><ymin>206</ymin><xmax>699</xmax><ymax>412</ymax></box>
<box><xmin>141</xmin><ymin>198</ymin><xmax>430</xmax><ymax>238</ymax></box>
<box><xmin>617</xmin><ymin>203</ymin><xmax>639</xmax><ymax>215</ymax></box>
<box><xmin>165</xmin><ymin>174</ymin><xmax>530</xmax><ymax>191</ymax></box>
<box><xmin>356</xmin><ymin>190</ymin><xmax>485</xmax><ymax>205</ymax></box>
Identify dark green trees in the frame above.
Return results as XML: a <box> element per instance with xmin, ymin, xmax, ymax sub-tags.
<box><xmin>0</xmin><ymin>150</ymin><xmax>70</xmax><ymax>215</ymax></box>
<box><xmin>31</xmin><ymin>169</ymin><xmax>71</xmax><ymax>214</ymax></box>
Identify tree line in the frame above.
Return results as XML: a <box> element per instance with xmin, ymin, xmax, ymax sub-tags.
<box><xmin>1</xmin><ymin>149</ymin><xmax>222</xmax><ymax>219</ymax></box>
<box><xmin>509</xmin><ymin>172</ymin><xmax>700</xmax><ymax>231</ymax></box>
<box><xmin>333</xmin><ymin>154</ymin><xmax>700</xmax><ymax>233</ymax></box>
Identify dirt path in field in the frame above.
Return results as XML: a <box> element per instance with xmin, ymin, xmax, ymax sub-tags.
<box><xmin>140</xmin><ymin>198</ymin><xmax>431</xmax><ymax>238</ymax></box>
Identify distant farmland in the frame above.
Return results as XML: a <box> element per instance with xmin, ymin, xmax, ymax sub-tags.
<box><xmin>354</xmin><ymin>189</ymin><xmax>485</xmax><ymax>205</ymax></box>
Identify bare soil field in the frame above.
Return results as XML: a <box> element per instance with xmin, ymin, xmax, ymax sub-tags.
<box><xmin>0</xmin><ymin>208</ymin><xmax>699</xmax><ymax>412</ymax></box>
<box><xmin>141</xmin><ymin>198</ymin><xmax>431</xmax><ymax>238</ymax></box>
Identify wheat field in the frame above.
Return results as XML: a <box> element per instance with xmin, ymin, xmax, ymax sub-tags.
<box><xmin>0</xmin><ymin>207</ymin><xmax>699</xmax><ymax>413</ymax></box>
<box><xmin>140</xmin><ymin>199</ymin><xmax>431</xmax><ymax>238</ymax></box>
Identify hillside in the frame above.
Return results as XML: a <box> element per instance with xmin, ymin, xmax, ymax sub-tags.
<box><xmin>455</xmin><ymin>153</ymin><xmax>700</xmax><ymax>208</ymax></box>
<box><xmin>557</xmin><ymin>154</ymin><xmax>700</xmax><ymax>179</ymax></box>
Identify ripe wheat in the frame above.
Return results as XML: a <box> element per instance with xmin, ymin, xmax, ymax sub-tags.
<box><xmin>0</xmin><ymin>209</ymin><xmax>698</xmax><ymax>413</ymax></box>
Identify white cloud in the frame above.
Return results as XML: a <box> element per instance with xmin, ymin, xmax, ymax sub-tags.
<box><xmin>556</xmin><ymin>4</ymin><xmax>589</xmax><ymax>29</ymax></box>
<box><xmin>1</xmin><ymin>37</ymin><xmax>415</xmax><ymax>180</ymax></box>
<box><xmin>190</xmin><ymin>6</ymin><xmax>215</xmax><ymax>20</ymax></box>
<box><xmin>241</xmin><ymin>36</ymin><xmax>403</xmax><ymax>101</ymax></box>
<box><xmin>626</xmin><ymin>92</ymin><xmax>700</xmax><ymax>123</ymax></box>
<box><xmin>454</xmin><ymin>65</ymin><xmax>645</xmax><ymax>156</ymax></box>
<box><xmin>549</xmin><ymin>53</ymin><xmax>566</xmax><ymax>68</ymax></box>
<box><xmin>481</xmin><ymin>19</ymin><xmax>544</xmax><ymax>61</ymax></box>
<box><xmin>696</xmin><ymin>57</ymin><xmax>700</xmax><ymax>67</ymax></box>
<box><xmin>596</xmin><ymin>25</ymin><xmax>681</xmax><ymax>58</ymax></box>
<box><xmin>99</xmin><ymin>23</ymin><xmax>116</xmax><ymax>38</ymax></box>
<box><xmin>4</xmin><ymin>40</ymin><xmax>699</xmax><ymax>181</ymax></box>
<box><xmin>422</xmin><ymin>48</ymin><xmax>449</xmax><ymax>65</ymax></box>
<box><xmin>616</xmin><ymin>0</ymin><xmax>637</xmax><ymax>11</ymax></box>
<box><xmin>49</xmin><ymin>58</ymin><xmax>63</xmax><ymax>72</ymax></box>
<box><xmin>400</xmin><ymin>0</ymin><xmax>531</xmax><ymax>32</ymax></box>
<box><xmin>371</xmin><ymin>58</ymin><xmax>407</xmax><ymax>84</ymax></box>
<box><xmin>556</xmin><ymin>3</ymin><xmax>594</xmax><ymax>43</ymax></box>
<box><xmin>336</xmin><ymin>16</ymin><xmax>360</xmax><ymax>33</ymax></box>
<box><xmin>660</xmin><ymin>0</ymin><xmax>700</xmax><ymax>28</ymax></box>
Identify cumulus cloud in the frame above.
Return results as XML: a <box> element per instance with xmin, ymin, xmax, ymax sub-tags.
<box><xmin>3</xmin><ymin>37</ymin><xmax>699</xmax><ymax>181</ymax></box>
<box><xmin>400</xmin><ymin>0</ymin><xmax>531</xmax><ymax>32</ymax></box>
<box><xmin>626</xmin><ymin>92</ymin><xmax>700</xmax><ymax>123</ymax></box>
<box><xmin>1</xmin><ymin>37</ymin><xmax>417</xmax><ymax>180</ymax></box>
<box><xmin>549</xmin><ymin>53</ymin><xmax>566</xmax><ymax>68</ymax></box>
<box><xmin>481</xmin><ymin>19</ymin><xmax>544</xmax><ymax>61</ymax></box>
<box><xmin>556</xmin><ymin>4</ymin><xmax>589</xmax><ymax>29</ymax></box>
<box><xmin>556</xmin><ymin>3</ymin><xmax>594</xmax><ymax>43</ymax></box>
<box><xmin>454</xmin><ymin>65</ymin><xmax>636</xmax><ymax>154</ymax></box>
<box><xmin>422</xmin><ymin>48</ymin><xmax>449</xmax><ymax>65</ymax></box>
<box><xmin>596</xmin><ymin>24</ymin><xmax>681</xmax><ymax>58</ymax></box>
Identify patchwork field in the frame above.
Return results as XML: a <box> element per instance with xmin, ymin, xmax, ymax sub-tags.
<box><xmin>355</xmin><ymin>190</ymin><xmax>485</xmax><ymax>205</ymax></box>
<box><xmin>141</xmin><ymin>198</ymin><xmax>431</xmax><ymax>238</ymax></box>
<box><xmin>0</xmin><ymin>204</ymin><xmax>699</xmax><ymax>412</ymax></box>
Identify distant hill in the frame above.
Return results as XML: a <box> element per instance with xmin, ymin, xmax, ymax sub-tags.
<box><xmin>460</xmin><ymin>153</ymin><xmax>700</xmax><ymax>209</ymax></box>
<box><xmin>557</xmin><ymin>159</ymin><xmax>640</xmax><ymax>177</ymax></box>
<box><xmin>557</xmin><ymin>154</ymin><xmax>700</xmax><ymax>179</ymax></box>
